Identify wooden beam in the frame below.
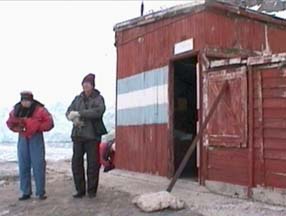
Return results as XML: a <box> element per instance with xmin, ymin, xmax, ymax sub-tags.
<box><xmin>247</xmin><ymin>66</ymin><xmax>254</xmax><ymax>198</ymax></box>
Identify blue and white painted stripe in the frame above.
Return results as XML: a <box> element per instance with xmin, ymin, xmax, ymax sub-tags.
<box><xmin>117</xmin><ymin>66</ymin><xmax>169</xmax><ymax>126</ymax></box>
<box><xmin>117</xmin><ymin>84</ymin><xmax>168</xmax><ymax>110</ymax></box>
<box><xmin>117</xmin><ymin>104</ymin><xmax>168</xmax><ymax>126</ymax></box>
<box><xmin>117</xmin><ymin>66</ymin><xmax>168</xmax><ymax>94</ymax></box>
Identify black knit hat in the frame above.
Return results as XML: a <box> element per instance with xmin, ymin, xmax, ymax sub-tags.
<box><xmin>82</xmin><ymin>73</ymin><xmax>95</xmax><ymax>87</ymax></box>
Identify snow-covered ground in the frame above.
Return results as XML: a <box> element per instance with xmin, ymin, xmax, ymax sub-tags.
<box><xmin>0</xmin><ymin>143</ymin><xmax>72</xmax><ymax>162</ymax></box>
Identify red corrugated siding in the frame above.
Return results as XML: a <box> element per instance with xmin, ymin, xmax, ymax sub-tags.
<box><xmin>203</xmin><ymin>67</ymin><xmax>249</xmax><ymax>186</ymax></box>
<box><xmin>115</xmin><ymin>6</ymin><xmax>286</xmax><ymax>179</ymax></box>
<box><xmin>116</xmin><ymin>12</ymin><xmax>205</xmax><ymax>79</ymax></box>
<box><xmin>253</xmin><ymin>67</ymin><xmax>286</xmax><ymax>188</ymax></box>
<box><xmin>268</xmin><ymin>27</ymin><xmax>286</xmax><ymax>53</ymax></box>
<box><xmin>116</xmin><ymin>9</ymin><xmax>286</xmax><ymax>80</ymax></box>
<box><xmin>115</xmin><ymin>125</ymin><xmax>171</xmax><ymax>176</ymax></box>
<box><xmin>207</xmin><ymin>149</ymin><xmax>249</xmax><ymax>185</ymax></box>
<box><xmin>203</xmin><ymin>10</ymin><xmax>265</xmax><ymax>50</ymax></box>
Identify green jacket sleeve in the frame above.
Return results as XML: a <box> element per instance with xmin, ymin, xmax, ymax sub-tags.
<box><xmin>66</xmin><ymin>96</ymin><xmax>78</xmax><ymax>119</ymax></box>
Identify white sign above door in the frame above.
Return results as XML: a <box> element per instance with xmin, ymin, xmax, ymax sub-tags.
<box><xmin>174</xmin><ymin>38</ymin><xmax>194</xmax><ymax>55</ymax></box>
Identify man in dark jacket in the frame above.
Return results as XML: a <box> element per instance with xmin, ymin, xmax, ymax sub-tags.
<box><xmin>6</xmin><ymin>91</ymin><xmax>54</xmax><ymax>201</ymax></box>
<box><xmin>66</xmin><ymin>73</ymin><xmax>107</xmax><ymax>198</ymax></box>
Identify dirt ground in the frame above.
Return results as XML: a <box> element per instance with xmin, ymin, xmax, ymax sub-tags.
<box><xmin>1</xmin><ymin>160</ymin><xmax>286</xmax><ymax>216</ymax></box>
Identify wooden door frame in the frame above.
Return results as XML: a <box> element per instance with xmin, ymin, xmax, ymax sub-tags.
<box><xmin>168</xmin><ymin>50</ymin><xmax>200</xmax><ymax>180</ymax></box>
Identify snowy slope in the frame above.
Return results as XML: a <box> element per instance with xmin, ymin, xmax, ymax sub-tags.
<box><xmin>0</xmin><ymin>102</ymin><xmax>115</xmax><ymax>144</ymax></box>
<box><xmin>0</xmin><ymin>102</ymin><xmax>115</xmax><ymax>161</ymax></box>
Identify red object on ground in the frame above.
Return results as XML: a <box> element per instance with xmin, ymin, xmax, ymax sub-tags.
<box><xmin>99</xmin><ymin>141</ymin><xmax>115</xmax><ymax>172</ymax></box>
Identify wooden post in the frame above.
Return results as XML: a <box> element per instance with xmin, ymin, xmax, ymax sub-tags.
<box><xmin>167</xmin><ymin>80</ymin><xmax>228</xmax><ymax>192</ymax></box>
<box><xmin>247</xmin><ymin>66</ymin><xmax>254</xmax><ymax>198</ymax></box>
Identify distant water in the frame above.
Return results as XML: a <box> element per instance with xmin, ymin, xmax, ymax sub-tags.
<box><xmin>0</xmin><ymin>142</ymin><xmax>72</xmax><ymax>162</ymax></box>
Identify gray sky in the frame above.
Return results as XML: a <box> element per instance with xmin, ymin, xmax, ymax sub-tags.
<box><xmin>0</xmin><ymin>0</ymin><xmax>190</xmax><ymax>108</ymax></box>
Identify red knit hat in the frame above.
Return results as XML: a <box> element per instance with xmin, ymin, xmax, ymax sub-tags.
<box><xmin>82</xmin><ymin>73</ymin><xmax>95</xmax><ymax>87</ymax></box>
<box><xmin>20</xmin><ymin>91</ymin><xmax>33</xmax><ymax>101</ymax></box>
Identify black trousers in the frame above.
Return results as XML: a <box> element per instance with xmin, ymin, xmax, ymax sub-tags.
<box><xmin>72</xmin><ymin>139</ymin><xmax>100</xmax><ymax>195</ymax></box>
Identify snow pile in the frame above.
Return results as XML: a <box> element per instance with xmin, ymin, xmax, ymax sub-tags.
<box><xmin>132</xmin><ymin>191</ymin><xmax>186</xmax><ymax>212</ymax></box>
<box><xmin>248</xmin><ymin>2</ymin><xmax>286</xmax><ymax>19</ymax></box>
<box><xmin>273</xmin><ymin>10</ymin><xmax>286</xmax><ymax>19</ymax></box>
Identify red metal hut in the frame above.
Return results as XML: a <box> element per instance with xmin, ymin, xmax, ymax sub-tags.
<box><xmin>114</xmin><ymin>0</ymin><xmax>286</xmax><ymax>203</ymax></box>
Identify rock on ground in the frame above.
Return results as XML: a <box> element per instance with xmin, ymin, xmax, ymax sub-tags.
<box><xmin>132</xmin><ymin>191</ymin><xmax>185</xmax><ymax>212</ymax></box>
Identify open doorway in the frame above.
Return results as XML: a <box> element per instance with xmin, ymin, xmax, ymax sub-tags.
<box><xmin>173</xmin><ymin>56</ymin><xmax>198</xmax><ymax>180</ymax></box>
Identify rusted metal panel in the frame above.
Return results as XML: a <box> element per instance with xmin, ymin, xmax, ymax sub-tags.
<box><xmin>115</xmin><ymin>124</ymin><xmax>170</xmax><ymax>176</ymax></box>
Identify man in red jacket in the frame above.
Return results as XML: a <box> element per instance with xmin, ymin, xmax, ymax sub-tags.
<box><xmin>6</xmin><ymin>91</ymin><xmax>54</xmax><ymax>201</ymax></box>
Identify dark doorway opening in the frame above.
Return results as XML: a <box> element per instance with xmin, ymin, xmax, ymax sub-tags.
<box><xmin>173</xmin><ymin>56</ymin><xmax>198</xmax><ymax>180</ymax></box>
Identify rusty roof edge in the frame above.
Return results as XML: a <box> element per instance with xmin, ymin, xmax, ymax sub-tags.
<box><xmin>113</xmin><ymin>0</ymin><xmax>206</xmax><ymax>32</ymax></box>
<box><xmin>113</xmin><ymin>0</ymin><xmax>286</xmax><ymax>32</ymax></box>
